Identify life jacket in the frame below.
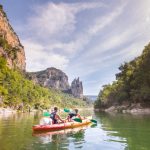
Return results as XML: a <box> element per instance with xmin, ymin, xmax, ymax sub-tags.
<box><xmin>69</xmin><ymin>112</ymin><xmax>77</xmax><ymax>118</ymax></box>
<box><xmin>50</xmin><ymin>111</ymin><xmax>58</xmax><ymax>124</ymax></box>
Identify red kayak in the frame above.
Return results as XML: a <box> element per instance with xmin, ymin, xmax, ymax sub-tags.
<box><xmin>33</xmin><ymin>117</ymin><xmax>92</xmax><ymax>132</ymax></box>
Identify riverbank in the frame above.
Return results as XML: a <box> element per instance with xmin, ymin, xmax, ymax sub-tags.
<box><xmin>0</xmin><ymin>107</ymin><xmax>93</xmax><ymax>115</ymax></box>
<box><xmin>95</xmin><ymin>103</ymin><xmax>150</xmax><ymax>114</ymax></box>
<box><xmin>0</xmin><ymin>108</ymin><xmax>17</xmax><ymax>114</ymax></box>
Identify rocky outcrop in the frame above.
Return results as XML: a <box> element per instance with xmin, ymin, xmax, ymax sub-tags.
<box><xmin>96</xmin><ymin>103</ymin><xmax>150</xmax><ymax>114</ymax></box>
<box><xmin>27</xmin><ymin>67</ymin><xmax>70</xmax><ymax>91</ymax></box>
<box><xmin>0</xmin><ymin>5</ymin><xmax>26</xmax><ymax>71</ymax></box>
<box><xmin>27</xmin><ymin>68</ymin><xmax>83</xmax><ymax>98</ymax></box>
<box><xmin>71</xmin><ymin>77</ymin><xmax>83</xmax><ymax>98</ymax></box>
<box><xmin>0</xmin><ymin>5</ymin><xmax>83</xmax><ymax>98</ymax></box>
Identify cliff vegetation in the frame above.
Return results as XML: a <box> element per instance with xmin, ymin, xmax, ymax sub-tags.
<box><xmin>0</xmin><ymin>57</ymin><xmax>87</xmax><ymax>111</ymax></box>
<box><xmin>95</xmin><ymin>42</ymin><xmax>150</xmax><ymax>109</ymax></box>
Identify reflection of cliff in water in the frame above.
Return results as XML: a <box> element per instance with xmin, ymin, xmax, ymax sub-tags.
<box><xmin>33</xmin><ymin>126</ymin><xmax>86</xmax><ymax>149</ymax></box>
<box><xmin>95</xmin><ymin>112</ymin><xmax>150</xmax><ymax>150</ymax></box>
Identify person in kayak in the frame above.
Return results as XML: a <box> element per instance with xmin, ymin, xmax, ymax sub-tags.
<box><xmin>67</xmin><ymin>109</ymin><xmax>82</xmax><ymax>122</ymax></box>
<box><xmin>50</xmin><ymin>107</ymin><xmax>64</xmax><ymax>124</ymax></box>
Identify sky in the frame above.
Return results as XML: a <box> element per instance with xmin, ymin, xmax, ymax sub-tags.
<box><xmin>1</xmin><ymin>0</ymin><xmax>150</xmax><ymax>95</ymax></box>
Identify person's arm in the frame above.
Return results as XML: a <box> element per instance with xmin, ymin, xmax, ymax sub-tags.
<box><xmin>77</xmin><ymin>114</ymin><xmax>83</xmax><ymax>120</ymax></box>
<box><xmin>56</xmin><ymin>114</ymin><xmax>64</xmax><ymax>122</ymax></box>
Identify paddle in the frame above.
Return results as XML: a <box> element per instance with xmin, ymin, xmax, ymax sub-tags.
<box><xmin>64</xmin><ymin>108</ymin><xmax>70</xmax><ymax>113</ymax></box>
<box><xmin>73</xmin><ymin>118</ymin><xmax>82</xmax><ymax>123</ymax></box>
<box><xmin>64</xmin><ymin>108</ymin><xmax>97</xmax><ymax>124</ymax></box>
<box><xmin>90</xmin><ymin>119</ymin><xmax>97</xmax><ymax>124</ymax></box>
<box><xmin>90</xmin><ymin>123</ymin><xmax>97</xmax><ymax>128</ymax></box>
<box><xmin>43</xmin><ymin>112</ymin><xmax>50</xmax><ymax>117</ymax></box>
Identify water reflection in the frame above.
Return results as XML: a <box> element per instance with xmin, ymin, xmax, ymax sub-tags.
<box><xmin>32</xmin><ymin>126</ymin><xmax>87</xmax><ymax>149</ymax></box>
<box><xmin>0</xmin><ymin>111</ymin><xmax>149</xmax><ymax>150</ymax></box>
<box><xmin>95</xmin><ymin>112</ymin><xmax>150</xmax><ymax>150</ymax></box>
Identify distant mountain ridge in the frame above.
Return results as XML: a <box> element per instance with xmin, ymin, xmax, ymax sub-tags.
<box><xmin>85</xmin><ymin>95</ymin><xmax>97</xmax><ymax>101</ymax></box>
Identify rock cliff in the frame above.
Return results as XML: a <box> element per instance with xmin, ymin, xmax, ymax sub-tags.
<box><xmin>27</xmin><ymin>68</ymin><xmax>83</xmax><ymax>98</ymax></box>
<box><xmin>0</xmin><ymin>5</ymin><xmax>83</xmax><ymax>98</ymax></box>
<box><xmin>27</xmin><ymin>67</ymin><xmax>70</xmax><ymax>91</ymax></box>
<box><xmin>0</xmin><ymin>5</ymin><xmax>25</xmax><ymax>71</ymax></box>
<box><xmin>71</xmin><ymin>78</ymin><xmax>83</xmax><ymax>98</ymax></box>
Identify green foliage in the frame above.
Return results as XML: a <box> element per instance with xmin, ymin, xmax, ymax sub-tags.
<box><xmin>0</xmin><ymin>5</ymin><xmax>3</xmax><ymax>11</ymax></box>
<box><xmin>0</xmin><ymin>35</ymin><xmax>10</xmax><ymax>49</ymax></box>
<box><xmin>0</xmin><ymin>4</ymin><xmax>7</xmax><ymax>17</ymax></box>
<box><xmin>0</xmin><ymin>56</ymin><xmax>87</xmax><ymax>110</ymax></box>
<box><xmin>0</xmin><ymin>35</ymin><xmax>19</xmax><ymax>60</ymax></box>
<box><xmin>95</xmin><ymin>42</ymin><xmax>150</xmax><ymax>108</ymax></box>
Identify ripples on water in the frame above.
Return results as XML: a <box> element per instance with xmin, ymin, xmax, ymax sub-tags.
<box><xmin>0</xmin><ymin>111</ymin><xmax>150</xmax><ymax>150</ymax></box>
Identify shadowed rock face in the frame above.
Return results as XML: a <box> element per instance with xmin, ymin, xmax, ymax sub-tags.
<box><xmin>27</xmin><ymin>68</ymin><xmax>83</xmax><ymax>98</ymax></box>
<box><xmin>27</xmin><ymin>67</ymin><xmax>70</xmax><ymax>91</ymax></box>
<box><xmin>71</xmin><ymin>77</ymin><xmax>83</xmax><ymax>98</ymax></box>
<box><xmin>0</xmin><ymin>5</ymin><xmax>26</xmax><ymax>71</ymax></box>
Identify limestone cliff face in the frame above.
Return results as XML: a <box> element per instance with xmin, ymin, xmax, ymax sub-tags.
<box><xmin>0</xmin><ymin>5</ymin><xmax>83</xmax><ymax>98</ymax></box>
<box><xmin>27</xmin><ymin>68</ymin><xmax>83</xmax><ymax>98</ymax></box>
<box><xmin>0</xmin><ymin>5</ymin><xmax>25</xmax><ymax>71</ymax></box>
<box><xmin>27</xmin><ymin>67</ymin><xmax>70</xmax><ymax>91</ymax></box>
<box><xmin>71</xmin><ymin>77</ymin><xmax>83</xmax><ymax>98</ymax></box>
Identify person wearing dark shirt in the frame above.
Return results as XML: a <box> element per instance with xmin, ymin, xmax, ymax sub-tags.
<box><xmin>50</xmin><ymin>107</ymin><xmax>64</xmax><ymax>124</ymax></box>
<box><xmin>67</xmin><ymin>109</ymin><xmax>82</xmax><ymax>122</ymax></box>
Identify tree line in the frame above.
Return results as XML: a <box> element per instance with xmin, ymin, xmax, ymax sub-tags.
<box><xmin>95</xmin><ymin>42</ymin><xmax>150</xmax><ymax>109</ymax></box>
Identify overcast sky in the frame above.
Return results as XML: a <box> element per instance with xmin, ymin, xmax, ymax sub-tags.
<box><xmin>1</xmin><ymin>0</ymin><xmax>150</xmax><ymax>95</ymax></box>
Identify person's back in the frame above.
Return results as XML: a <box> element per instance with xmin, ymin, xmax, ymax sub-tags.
<box><xmin>50</xmin><ymin>107</ymin><xmax>58</xmax><ymax>124</ymax></box>
<box><xmin>50</xmin><ymin>107</ymin><xmax>64</xmax><ymax>124</ymax></box>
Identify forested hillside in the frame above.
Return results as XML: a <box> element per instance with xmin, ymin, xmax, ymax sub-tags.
<box><xmin>0</xmin><ymin>5</ymin><xmax>88</xmax><ymax>111</ymax></box>
<box><xmin>0</xmin><ymin>57</ymin><xmax>87</xmax><ymax>111</ymax></box>
<box><xmin>95</xmin><ymin>42</ymin><xmax>150</xmax><ymax>109</ymax></box>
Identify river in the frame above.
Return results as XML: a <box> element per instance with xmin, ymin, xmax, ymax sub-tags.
<box><xmin>0</xmin><ymin>110</ymin><xmax>150</xmax><ymax>150</ymax></box>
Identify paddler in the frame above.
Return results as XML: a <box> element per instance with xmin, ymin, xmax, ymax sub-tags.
<box><xmin>50</xmin><ymin>107</ymin><xmax>64</xmax><ymax>124</ymax></box>
<box><xmin>67</xmin><ymin>109</ymin><xmax>82</xmax><ymax>122</ymax></box>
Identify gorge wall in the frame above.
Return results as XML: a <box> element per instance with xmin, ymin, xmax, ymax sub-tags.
<box><xmin>0</xmin><ymin>5</ymin><xmax>83</xmax><ymax>99</ymax></box>
<box><xmin>0</xmin><ymin>5</ymin><xmax>26</xmax><ymax>71</ymax></box>
<box><xmin>71</xmin><ymin>78</ymin><xmax>83</xmax><ymax>98</ymax></box>
<box><xmin>27</xmin><ymin>67</ymin><xmax>70</xmax><ymax>92</ymax></box>
<box><xmin>27</xmin><ymin>68</ymin><xmax>83</xmax><ymax>98</ymax></box>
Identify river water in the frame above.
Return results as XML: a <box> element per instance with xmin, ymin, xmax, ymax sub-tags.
<box><xmin>0</xmin><ymin>110</ymin><xmax>150</xmax><ymax>150</ymax></box>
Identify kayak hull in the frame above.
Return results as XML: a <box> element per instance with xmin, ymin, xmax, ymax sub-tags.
<box><xmin>33</xmin><ymin>117</ymin><xmax>91</xmax><ymax>132</ymax></box>
<box><xmin>33</xmin><ymin>126</ymin><xmax>89</xmax><ymax>136</ymax></box>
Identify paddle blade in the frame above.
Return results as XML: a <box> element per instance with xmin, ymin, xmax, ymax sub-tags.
<box><xmin>90</xmin><ymin>119</ymin><xmax>97</xmax><ymax>124</ymax></box>
<box><xmin>43</xmin><ymin>112</ymin><xmax>50</xmax><ymax>117</ymax></box>
<box><xmin>90</xmin><ymin>124</ymin><xmax>97</xmax><ymax>128</ymax></box>
<box><xmin>73</xmin><ymin>118</ymin><xmax>82</xmax><ymax>123</ymax></box>
<box><xmin>64</xmin><ymin>108</ymin><xmax>70</xmax><ymax>113</ymax></box>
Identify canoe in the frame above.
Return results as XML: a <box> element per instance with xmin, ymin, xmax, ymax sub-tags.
<box><xmin>33</xmin><ymin>125</ymin><xmax>89</xmax><ymax>137</ymax></box>
<box><xmin>33</xmin><ymin>116</ymin><xmax>92</xmax><ymax>132</ymax></box>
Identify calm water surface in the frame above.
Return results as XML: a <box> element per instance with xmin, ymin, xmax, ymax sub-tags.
<box><xmin>0</xmin><ymin>110</ymin><xmax>150</xmax><ymax>150</ymax></box>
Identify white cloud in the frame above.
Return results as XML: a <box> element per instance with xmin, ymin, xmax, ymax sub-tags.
<box><xmin>17</xmin><ymin>0</ymin><xmax>150</xmax><ymax>94</ymax></box>
<box><xmin>87</xmin><ymin>2</ymin><xmax>126</xmax><ymax>35</ymax></box>
<box><xmin>23</xmin><ymin>40</ymin><xmax>69</xmax><ymax>72</ymax></box>
<box><xmin>22</xmin><ymin>1</ymin><xmax>106</xmax><ymax>72</ymax></box>
<box><xmin>28</xmin><ymin>2</ymin><xmax>104</xmax><ymax>37</ymax></box>
<box><xmin>45</xmin><ymin>2</ymin><xmax>126</xmax><ymax>58</ymax></box>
